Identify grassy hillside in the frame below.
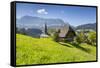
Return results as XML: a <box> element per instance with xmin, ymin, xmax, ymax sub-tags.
<box><xmin>16</xmin><ymin>34</ymin><xmax>96</xmax><ymax>65</ymax></box>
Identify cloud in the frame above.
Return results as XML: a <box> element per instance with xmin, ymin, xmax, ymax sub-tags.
<box><xmin>37</xmin><ymin>9</ymin><xmax>48</xmax><ymax>14</ymax></box>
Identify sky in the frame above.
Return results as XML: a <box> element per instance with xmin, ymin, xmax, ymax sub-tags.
<box><xmin>16</xmin><ymin>3</ymin><xmax>96</xmax><ymax>26</ymax></box>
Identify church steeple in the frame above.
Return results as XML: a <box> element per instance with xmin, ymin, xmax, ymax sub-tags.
<box><xmin>44</xmin><ymin>23</ymin><xmax>48</xmax><ymax>34</ymax></box>
<box><xmin>40</xmin><ymin>23</ymin><xmax>49</xmax><ymax>38</ymax></box>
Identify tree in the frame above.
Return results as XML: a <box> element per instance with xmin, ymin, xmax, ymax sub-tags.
<box><xmin>87</xmin><ymin>31</ymin><xmax>96</xmax><ymax>45</ymax></box>
<box><xmin>74</xmin><ymin>31</ymin><xmax>86</xmax><ymax>44</ymax></box>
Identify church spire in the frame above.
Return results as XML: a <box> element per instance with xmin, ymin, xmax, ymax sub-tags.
<box><xmin>44</xmin><ymin>23</ymin><xmax>47</xmax><ymax>34</ymax></box>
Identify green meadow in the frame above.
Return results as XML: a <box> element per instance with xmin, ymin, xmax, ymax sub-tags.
<box><xmin>16</xmin><ymin>34</ymin><xmax>96</xmax><ymax>65</ymax></box>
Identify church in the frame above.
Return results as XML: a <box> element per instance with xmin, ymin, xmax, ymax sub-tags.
<box><xmin>40</xmin><ymin>23</ymin><xmax>49</xmax><ymax>38</ymax></box>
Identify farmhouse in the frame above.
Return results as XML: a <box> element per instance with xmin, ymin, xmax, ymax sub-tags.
<box><xmin>40</xmin><ymin>23</ymin><xmax>76</xmax><ymax>41</ymax></box>
<box><xmin>58</xmin><ymin>24</ymin><xmax>76</xmax><ymax>41</ymax></box>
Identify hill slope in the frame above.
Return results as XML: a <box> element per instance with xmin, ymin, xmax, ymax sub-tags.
<box><xmin>16</xmin><ymin>34</ymin><xmax>96</xmax><ymax>65</ymax></box>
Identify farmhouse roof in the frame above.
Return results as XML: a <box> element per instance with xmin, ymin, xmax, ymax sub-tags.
<box><xmin>59</xmin><ymin>24</ymin><xmax>75</xmax><ymax>37</ymax></box>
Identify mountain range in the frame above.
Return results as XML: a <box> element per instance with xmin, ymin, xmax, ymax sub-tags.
<box><xmin>76</xmin><ymin>23</ymin><xmax>96</xmax><ymax>31</ymax></box>
<box><xmin>17</xmin><ymin>16</ymin><xmax>96</xmax><ymax>31</ymax></box>
<box><xmin>17</xmin><ymin>16</ymin><xmax>66</xmax><ymax>29</ymax></box>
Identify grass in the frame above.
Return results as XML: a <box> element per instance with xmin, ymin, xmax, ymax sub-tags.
<box><xmin>16</xmin><ymin>34</ymin><xmax>96</xmax><ymax>65</ymax></box>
